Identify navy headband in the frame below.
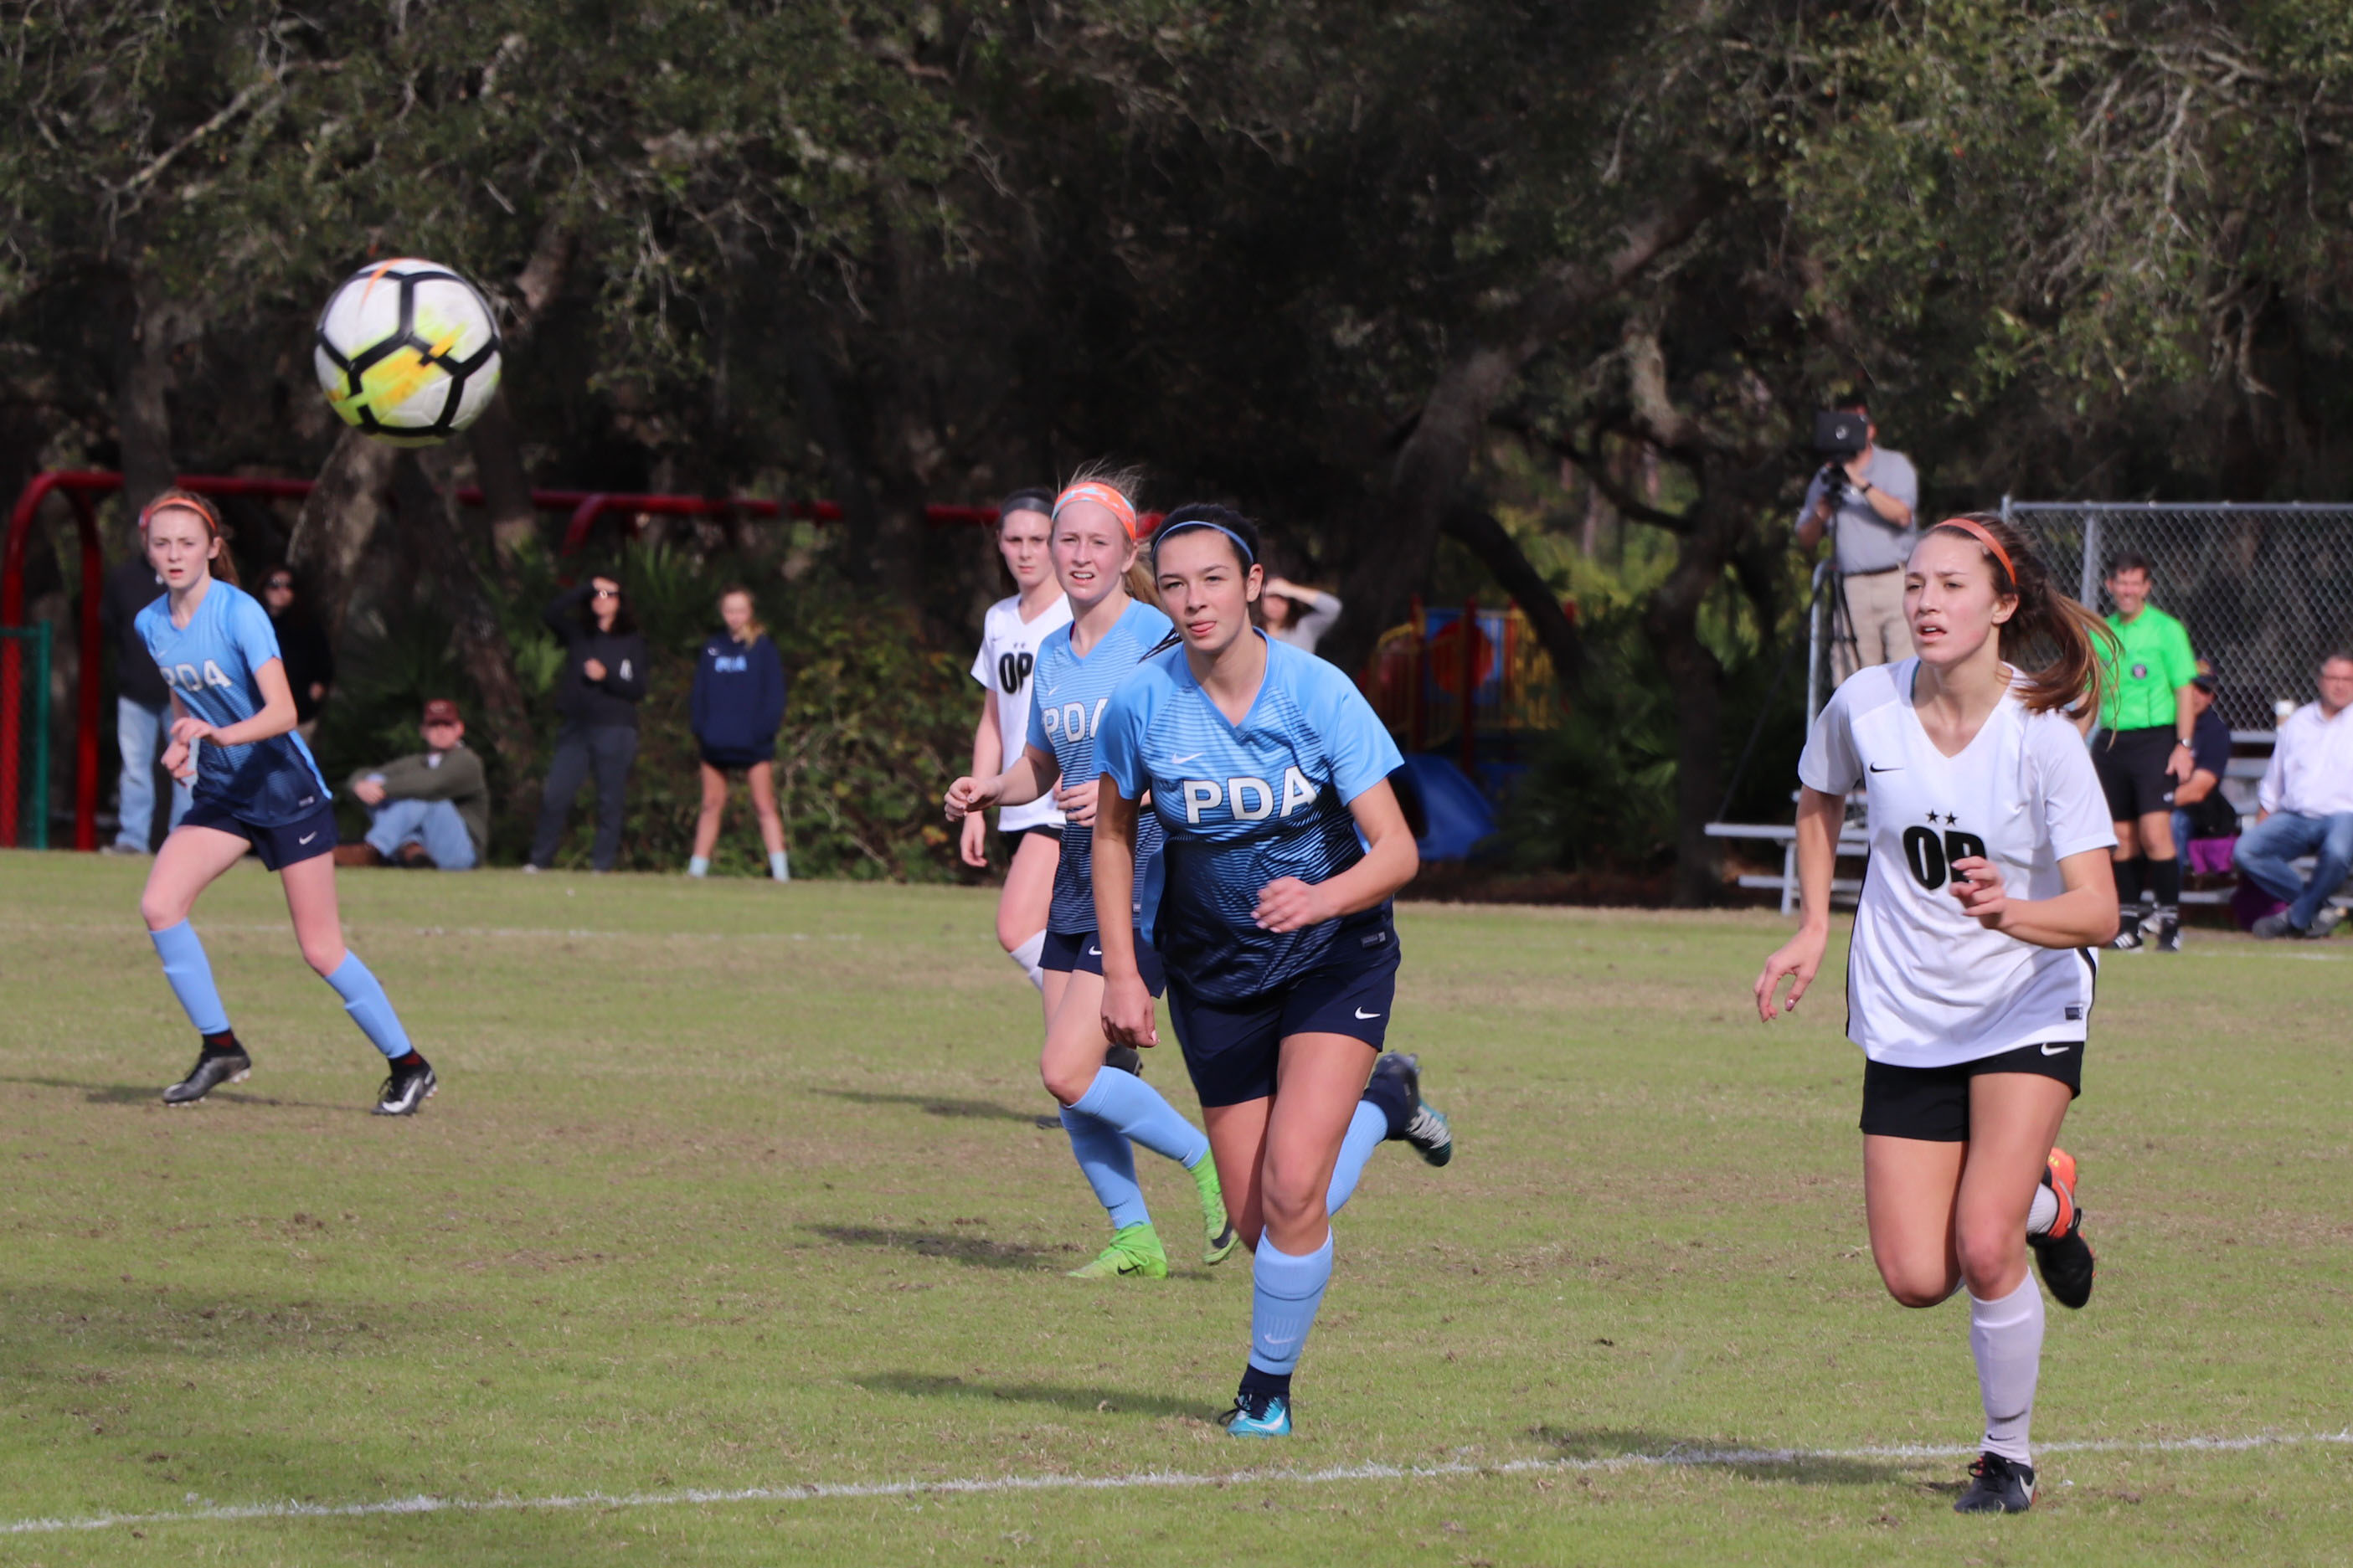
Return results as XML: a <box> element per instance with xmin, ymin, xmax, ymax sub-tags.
<box><xmin>1151</xmin><ymin>517</ymin><xmax>1255</xmax><ymax>566</ymax></box>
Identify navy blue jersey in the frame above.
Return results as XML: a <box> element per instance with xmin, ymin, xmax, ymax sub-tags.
<box><xmin>135</xmin><ymin>580</ymin><xmax>332</xmax><ymax>826</ymax></box>
<box><xmin>1025</xmin><ymin>598</ymin><xmax>1172</xmax><ymax>935</ymax></box>
<box><xmin>1097</xmin><ymin>632</ymin><xmax>1404</xmax><ymax>1001</ymax></box>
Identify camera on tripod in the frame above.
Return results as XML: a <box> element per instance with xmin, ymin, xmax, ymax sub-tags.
<box><xmin>1813</xmin><ymin>409</ymin><xmax>1870</xmax><ymax>502</ymax></box>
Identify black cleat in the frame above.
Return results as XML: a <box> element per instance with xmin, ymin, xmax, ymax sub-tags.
<box><xmin>163</xmin><ymin>1045</ymin><xmax>251</xmax><ymax>1106</ymax></box>
<box><xmin>373</xmin><ymin>1056</ymin><xmax>437</xmax><ymax>1116</ymax></box>
<box><xmin>2150</xmin><ymin>910</ymin><xmax>2181</xmax><ymax>953</ymax></box>
<box><xmin>2109</xmin><ymin>909</ymin><xmax>2144</xmax><ymax>951</ymax></box>
<box><xmin>1954</xmin><ymin>1451</ymin><xmax>2036</xmax><ymax>1514</ymax></box>
<box><xmin>1105</xmin><ymin>1044</ymin><xmax>1144</xmax><ymax>1077</ymax></box>
<box><xmin>1368</xmin><ymin>1052</ymin><xmax>1453</xmax><ymax>1167</ymax></box>
<box><xmin>2028</xmin><ymin>1149</ymin><xmax>2095</xmax><ymax>1309</ymax></box>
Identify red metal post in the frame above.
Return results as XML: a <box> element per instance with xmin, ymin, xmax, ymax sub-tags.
<box><xmin>1408</xmin><ymin>595</ymin><xmax>1426</xmax><ymax>753</ymax></box>
<box><xmin>1460</xmin><ymin>597</ymin><xmax>1478</xmax><ymax>777</ymax></box>
<box><xmin>69</xmin><ymin>487</ymin><xmax>103</xmax><ymax>850</ymax></box>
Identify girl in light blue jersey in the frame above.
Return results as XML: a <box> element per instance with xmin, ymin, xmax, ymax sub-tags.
<box><xmin>945</xmin><ymin>473</ymin><xmax>1233</xmax><ymax>1279</ymax></box>
<box><xmin>132</xmin><ymin>491</ymin><xmax>435</xmax><ymax>1116</ymax></box>
<box><xmin>1093</xmin><ymin>504</ymin><xmax>1451</xmax><ymax>1437</ymax></box>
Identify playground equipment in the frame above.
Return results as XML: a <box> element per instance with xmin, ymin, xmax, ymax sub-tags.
<box><xmin>0</xmin><ymin>470</ymin><xmax>1016</xmax><ymax>851</ymax></box>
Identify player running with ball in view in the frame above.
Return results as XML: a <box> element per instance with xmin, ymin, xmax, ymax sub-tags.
<box><xmin>945</xmin><ymin>474</ymin><xmax>1233</xmax><ymax>1279</ymax></box>
<box><xmin>1754</xmin><ymin>513</ymin><xmax>2111</xmax><ymax>1514</ymax></box>
<box><xmin>1093</xmin><ymin>504</ymin><xmax>1451</xmax><ymax>1438</ymax></box>
<box><xmin>132</xmin><ymin>491</ymin><xmax>436</xmax><ymax>1115</ymax></box>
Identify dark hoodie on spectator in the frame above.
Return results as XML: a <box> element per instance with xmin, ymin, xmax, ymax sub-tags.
<box><xmin>544</xmin><ymin>584</ymin><xmax>650</xmax><ymax>729</ymax></box>
<box><xmin>690</xmin><ymin>631</ymin><xmax>787</xmax><ymax>758</ymax></box>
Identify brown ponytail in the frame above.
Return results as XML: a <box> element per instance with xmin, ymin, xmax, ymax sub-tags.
<box><xmin>1925</xmin><ymin>512</ymin><xmax>2115</xmax><ymax>715</ymax></box>
<box><xmin>140</xmin><ymin>487</ymin><xmax>239</xmax><ymax>587</ymax></box>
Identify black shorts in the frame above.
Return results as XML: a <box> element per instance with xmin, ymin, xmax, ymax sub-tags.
<box><xmin>1039</xmin><ymin>928</ymin><xmax>1165</xmax><ymax>995</ymax></box>
<box><xmin>698</xmin><ymin>745</ymin><xmax>774</xmax><ymax>773</ymax></box>
<box><xmin>2093</xmin><ymin>726</ymin><xmax>2178</xmax><ymax>822</ymax></box>
<box><xmin>998</xmin><ymin>823</ymin><xmax>1063</xmax><ymax>856</ymax></box>
<box><xmin>1166</xmin><ymin>949</ymin><xmax>1399</xmax><ymax>1108</ymax></box>
<box><xmin>1859</xmin><ymin>1040</ymin><xmax>2084</xmax><ymax>1142</ymax></box>
<box><xmin>180</xmin><ymin>797</ymin><xmax>338</xmax><ymax>871</ymax></box>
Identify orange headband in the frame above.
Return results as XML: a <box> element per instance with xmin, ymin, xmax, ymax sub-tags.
<box><xmin>1933</xmin><ymin>517</ymin><xmax>2017</xmax><ymax>589</ymax></box>
<box><xmin>1053</xmin><ymin>481</ymin><xmax>1138</xmax><ymax>541</ymax></box>
<box><xmin>138</xmin><ymin>491</ymin><xmax>223</xmax><ymax>536</ymax></box>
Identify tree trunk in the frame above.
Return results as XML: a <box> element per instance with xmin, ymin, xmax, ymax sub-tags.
<box><xmin>466</xmin><ymin>392</ymin><xmax>538</xmax><ymax>570</ymax></box>
<box><xmin>780</xmin><ymin>313</ymin><xmax>883</xmax><ymax>589</ymax></box>
<box><xmin>286</xmin><ymin>429</ymin><xmax>395</xmax><ymax>645</ymax></box>
<box><xmin>394</xmin><ymin>448</ymin><xmax>538</xmax><ymax>804</ymax></box>
<box><xmin>1645</xmin><ymin>542</ymin><xmax>1726</xmax><ymax>908</ymax></box>
<box><xmin>1439</xmin><ymin>501</ymin><xmax>1582</xmax><ymax>687</ymax></box>
<box><xmin>111</xmin><ymin>272</ymin><xmax>183</xmax><ymax>527</ymax></box>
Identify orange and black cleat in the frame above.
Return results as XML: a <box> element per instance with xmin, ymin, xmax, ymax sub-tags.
<box><xmin>2030</xmin><ymin>1147</ymin><xmax>2095</xmax><ymax>1308</ymax></box>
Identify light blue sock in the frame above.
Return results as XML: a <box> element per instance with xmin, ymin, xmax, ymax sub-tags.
<box><xmin>687</xmin><ymin>856</ymin><xmax>710</xmax><ymax>877</ymax></box>
<box><xmin>1059</xmin><ymin>1106</ymin><xmax>1151</xmax><ymax>1229</ymax></box>
<box><xmin>769</xmin><ymin>851</ymin><xmax>790</xmax><ymax>882</ymax></box>
<box><xmin>1249</xmin><ymin>1231</ymin><xmax>1335</xmax><ymax>1375</ymax></box>
<box><xmin>1071</xmin><ymin>1066</ymin><xmax>1210</xmax><ymax>1169</ymax></box>
<box><xmin>149</xmin><ymin>921</ymin><xmax>229</xmax><ymax>1036</ymax></box>
<box><xmin>323</xmin><ymin>952</ymin><xmax>414</xmax><ymax>1061</ymax></box>
<box><xmin>1324</xmin><ymin>1100</ymin><xmax>1391</xmax><ymax>1216</ymax></box>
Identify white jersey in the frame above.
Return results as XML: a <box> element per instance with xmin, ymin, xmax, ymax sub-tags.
<box><xmin>1800</xmin><ymin>660</ymin><xmax>2116</xmax><ymax>1068</ymax></box>
<box><xmin>970</xmin><ymin>592</ymin><xmax>1073</xmax><ymax>833</ymax></box>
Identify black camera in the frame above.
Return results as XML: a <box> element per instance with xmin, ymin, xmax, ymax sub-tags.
<box><xmin>1813</xmin><ymin>408</ymin><xmax>1870</xmax><ymax>459</ymax></box>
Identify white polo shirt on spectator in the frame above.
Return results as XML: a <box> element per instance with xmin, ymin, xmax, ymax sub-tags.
<box><xmin>2258</xmin><ymin>702</ymin><xmax>2353</xmax><ymax>817</ymax></box>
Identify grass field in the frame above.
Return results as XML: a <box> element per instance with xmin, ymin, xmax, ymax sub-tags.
<box><xmin>0</xmin><ymin>851</ymin><xmax>2347</xmax><ymax>1565</ymax></box>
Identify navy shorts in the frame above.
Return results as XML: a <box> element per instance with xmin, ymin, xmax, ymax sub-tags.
<box><xmin>1166</xmin><ymin>949</ymin><xmax>1399</xmax><ymax>1108</ymax></box>
<box><xmin>1859</xmin><ymin>1040</ymin><xmax>2083</xmax><ymax>1143</ymax></box>
<box><xmin>181</xmin><ymin>797</ymin><xmax>338</xmax><ymax>871</ymax></box>
<box><xmin>998</xmin><ymin>824</ymin><xmax>1063</xmax><ymax>858</ymax></box>
<box><xmin>1040</xmin><ymin>928</ymin><xmax>1165</xmax><ymax>996</ymax></box>
<box><xmin>699</xmin><ymin>745</ymin><xmax>775</xmax><ymax>773</ymax></box>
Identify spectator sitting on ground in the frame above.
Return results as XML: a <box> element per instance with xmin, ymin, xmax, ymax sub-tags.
<box><xmin>1259</xmin><ymin>576</ymin><xmax>1342</xmax><ymax>655</ymax></box>
<box><xmin>260</xmin><ymin>563</ymin><xmax>334</xmax><ymax>743</ymax></box>
<box><xmin>335</xmin><ymin>699</ymin><xmax>488</xmax><ymax>870</ymax></box>
<box><xmin>2235</xmin><ymin>654</ymin><xmax>2353</xmax><ymax>938</ymax></box>
<box><xmin>2170</xmin><ymin>659</ymin><xmax>2237</xmax><ymax>871</ymax></box>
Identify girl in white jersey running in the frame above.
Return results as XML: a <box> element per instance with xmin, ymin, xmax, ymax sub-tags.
<box><xmin>1755</xmin><ymin>513</ymin><xmax>2115</xmax><ymax>1515</ymax></box>
<box><xmin>961</xmin><ymin>489</ymin><xmax>1071</xmax><ymax>1001</ymax></box>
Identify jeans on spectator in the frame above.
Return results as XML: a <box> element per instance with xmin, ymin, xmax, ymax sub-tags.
<box><xmin>531</xmin><ymin>722</ymin><xmax>637</xmax><ymax>871</ymax></box>
<box><xmin>365</xmin><ymin>798</ymin><xmax>477</xmax><ymax>870</ymax></box>
<box><xmin>2232</xmin><ymin>810</ymin><xmax>2353</xmax><ymax>930</ymax></box>
<box><xmin>116</xmin><ymin>697</ymin><xmax>191</xmax><ymax>850</ymax></box>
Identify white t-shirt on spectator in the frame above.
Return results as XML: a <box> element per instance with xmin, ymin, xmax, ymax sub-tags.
<box><xmin>1800</xmin><ymin>659</ymin><xmax>2116</xmax><ymax>1067</ymax></box>
<box><xmin>2258</xmin><ymin>701</ymin><xmax>2353</xmax><ymax>818</ymax></box>
<box><xmin>970</xmin><ymin>593</ymin><xmax>1073</xmax><ymax>833</ymax></box>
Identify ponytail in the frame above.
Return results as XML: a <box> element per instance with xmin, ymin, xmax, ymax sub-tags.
<box><xmin>140</xmin><ymin>487</ymin><xmax>239</xmax><ymax>587</ymax></box>
<box><xmin>1926</xmin><ymin>512</ymin><xmax>2115</xmax><ymax>715</ymax></box>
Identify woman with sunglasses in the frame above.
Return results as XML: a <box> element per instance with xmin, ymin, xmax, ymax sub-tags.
<box><xmin>132</xmin><ymin>490</ymin><xmax>436</xmax><ymax>1115</ymax></box>
<box><xmin>258</xmin><ymin>563</ymin><xmax>334</xmax><ymax>743</ymax></box>
<box><xmin>528</xmin><ymin>573</ymin><xmax>650</xmax><ymax>872</ymax></box>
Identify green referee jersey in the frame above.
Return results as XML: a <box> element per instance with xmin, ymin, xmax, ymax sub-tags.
<box><xmin>2098</xmin><ymin>604</ymin><xmax>2198</xmax><ymax>731</ymax></box>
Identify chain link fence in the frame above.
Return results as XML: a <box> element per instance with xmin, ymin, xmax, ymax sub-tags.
<box><xmin>2003</xmin><ymin>501</ymin><xmax>2353</xmax><ymax>735</ymax></box>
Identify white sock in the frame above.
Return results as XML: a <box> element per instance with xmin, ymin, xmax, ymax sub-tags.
<box><xmin>1968</xmin><ymin>1273</ymin><xmax>2044</xmax><ymax>1465</ymax></box>
<box><xmin>1008</xmin><ymin>930</ymin><xmax>1047</xmax><ymax>992</ymax></box>
<box><xmin>2026</xmin><ymin>1183</ymin><xmax>2059</xmax><ymax>1237</ymax></box>
<box><xmin>687</xmin><ymin>856</ymin><xmax>709</xmax><ymax>877</ymax></box>
<box><xmin>770</xmin><ymin>851</ymin><xmax>790</xmax><ymax>882</ymax></box>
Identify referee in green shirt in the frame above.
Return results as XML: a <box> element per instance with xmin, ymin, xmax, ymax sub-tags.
<box><xmin>2093</xmin><ymin>552</ymin><xmax>2201</xmax><ymax>951</ymax></box>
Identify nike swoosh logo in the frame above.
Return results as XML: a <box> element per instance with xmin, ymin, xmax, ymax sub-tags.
<box><xmin>1171</xmin><ymin>753</ymin><xmax>1202</xmax><ymax>765</ymax></box>
<box><xmin>297</xmin><ymin>831</ymin><xmax>318</xmax><ymax>845</ymax></box>
<box><xmin>1354</xmin><ymin>1006</ymin><xmax>1381</xmax><ymax>1020</ymax></box>
<box><xmin>1867</xmin><ymin>763</ymin><xmax>1901</xmax><ymax>773</ymax></box>
<box><xmin>1087</xmin><ymin>945</ymin><xmax>1103</xmax><ymax>957</ymax></box>
<box><xmin>1116</xmin><ymin>1262</ymin><xmax>1142</xmax><ymax>1275</ymax></box>
<box><xmin>1044</xmin><ymin>684</ymin><xmax>1062</xmax><ymax>696</ymax></box>
<box><xmin>2040</xmin><ymin>1042</ymin><xmax>2072</xmax><ymax>1056</ymax></box>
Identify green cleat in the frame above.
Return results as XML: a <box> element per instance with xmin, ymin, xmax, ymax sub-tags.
<box><xmin>1191</xmin><ymin>1151</ymin><xmax>1239</xmax><ymax>1266</ymax></box>
<box><xmin>1067</xmin><ymin>1222</ymin><xmax>1168</xmax><ymax>1279</ymax></box>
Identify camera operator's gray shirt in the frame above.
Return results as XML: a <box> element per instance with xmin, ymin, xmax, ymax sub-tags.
<box><xmin>1798</xmin><ymin>446</ymin><xmax>1919</xmax><ymax>575</ymax></box>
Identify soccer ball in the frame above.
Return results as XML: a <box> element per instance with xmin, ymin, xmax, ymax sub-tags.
<box><xmin>313</xmin><ymin>259</ymin><xmax>502</xmax><ymax>446</ymax></box>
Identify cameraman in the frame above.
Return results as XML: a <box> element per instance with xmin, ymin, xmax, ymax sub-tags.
<box><xmin>1794</xmin><ymin>393</ymin><xmax>1918</xmax><ymax>686</ymax></box>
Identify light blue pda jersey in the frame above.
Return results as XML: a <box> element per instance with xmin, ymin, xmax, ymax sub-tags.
<box><xmin>1097</xmin><ymin>631</ymin><xmax>1405</xmax><ymax>1001</ymax></box>
<box><xmin>1024</xmin><ymin>597</ymin><xmax>1172</xmax><ymax>936</ymax></box>
<box><xmin>135</xmin><ymin>579</ymin><xmax>331</xmax><ymax>825</ymax></box>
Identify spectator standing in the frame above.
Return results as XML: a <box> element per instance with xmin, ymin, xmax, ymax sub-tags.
<box><xmin>2092</xmin><ymin>553</ymin><xmax>2200</xmax><ymax>952</ymax></box>
<box><xmin>2169</xmin><ymin>660</ymin><xmax>2237</xmax><ymax>866</ymax></box>
<box><xmin>687</xmin><ymin>586</ymin><xmax>791</xmax><ymax>882</ymax></box>
<box><xmin>100</xmin><ymin>550</ymin><xmax>190</xmax><ymax>852</ymax></box>
<box><xmin>336</xmin><ymin>699</ymin><xmax>487</xmax><ymax>870</ymax></box>
<box><xmin>258</xmin><ymin>565</ymin><xmax>334</xmax><ymax>743</ymax></box>
<box><xmin>1794</xmin><ymin>393</ymin><xmax>1919</xmax><ymax>685</ymax></box>
<box><xmin>2235</xmin><ymin>655</ymin><xmax>2353</xmax><ymax>939</ymax></box>
<box><xmin>528</xmin><ymin>574</ymin><xmax>648</xmax><ymax>872</ymax></box>
<box><xmin>1259</xmin><ymin>577</ymin><xmax>1342</xmax><ymax>655</ymax></box>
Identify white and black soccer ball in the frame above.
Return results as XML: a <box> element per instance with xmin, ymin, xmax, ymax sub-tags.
<box><xmin>313</xmin><ymin>258</ymin><xmax>502</xmax><ymax>446</ymax></box>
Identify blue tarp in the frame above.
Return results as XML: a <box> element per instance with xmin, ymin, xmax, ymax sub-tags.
<box><xmin>1393</xmin><ymin>753</ymin><xmax>1499</xmax><ymax>861</ymax></box>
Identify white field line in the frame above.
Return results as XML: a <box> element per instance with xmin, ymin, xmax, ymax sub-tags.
<box><xmin>0</xmin><ymin>921</ymin><xmax>859</xmax><ymax>943</ymax></box>
<box><xmin>4</xmin><ymin>1429</ymin><xmax>2347</xmax><ymax>1536</ymax></box>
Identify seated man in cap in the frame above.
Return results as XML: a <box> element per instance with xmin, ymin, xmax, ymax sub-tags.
<box><xmin>335</xmin><ymin>699</ymin><xmax>488</xmax><ymax>871</ymax></box>
<box><xmin>2170</xmin><ymin>659</ymin><xmax>2238</xmax><ymax>871</ymax></box>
